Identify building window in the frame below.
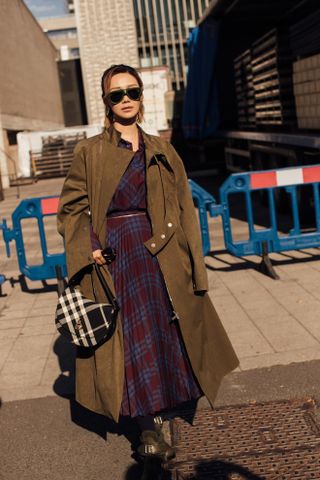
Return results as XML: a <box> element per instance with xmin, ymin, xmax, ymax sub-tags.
<box><xmin>70</xmin><ymin>48</ymin><xmax>80</xmax><ymax>58</ymax></box>
<box><xmin>68</xmin><ymin>0</ymin><xmax>75</xmax><ymax>14</ymax></box>
<box><xmin>7</xmin><ymin>130</ymin><xmax>19</xmax><ymax>146</ymax></box>
<box><xmin>47</xmin><ymin>28</ymin><xmax>77</xmax><ymax>40</ymax></box>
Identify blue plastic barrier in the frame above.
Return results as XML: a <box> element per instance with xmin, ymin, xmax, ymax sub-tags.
<box><xmin>0</xmin><ymin>222</ymin><xmax>7</xmax><ymax>290</ymax></box>
<box><xmin>211</xmin><ymin>165</ymin><xmax>320</xmax><ymax>257</ymax></box>
<box><xmin>190</xmin><ymin>164</ymin><xmax>320</xmax><ymax>277</ymax></box>
<box><xmin>189</xmin><ymin>179</ymin><xmax>218</xmax><ymax>256</ymax></box>
<box><xmin>5</xmin><ymin>166</ymin><xmax>317</xmax><ymax>284</ymax></box>
<box><xmin>1</xmin><ymin>196</ymin><xmax>67</xmax><ymax>282</ymax></box>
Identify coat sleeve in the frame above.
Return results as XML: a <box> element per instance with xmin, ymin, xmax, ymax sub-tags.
<box><xmin>90</xmin><ymin>223</ymin><xmax>103</xmax><ymax>251</ymax></box>
<box><xmin>57</xmin><ymin>143</ymin><xmax>94</xmax><ymax>281</ymax></box>
<box><xmin>168</xmin><ymin>143</ymin><xmax>209</xmax><ymax>293</ymax></box>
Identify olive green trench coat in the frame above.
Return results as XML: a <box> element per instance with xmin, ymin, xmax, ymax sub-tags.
<box><xmin>57</xmin><ymin>125</ymin><xmax>239</xmax><ymax>422</ymax></box>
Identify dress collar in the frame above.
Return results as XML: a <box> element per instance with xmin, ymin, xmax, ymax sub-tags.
<box><xmin>106</xmin><ymin>123</ymin><xmax>144</xmax><ymax>152</ymax></box>
<box><xmin>104</xmin><ymin>124</ymin><xmax>171</xmax><ymax>169</ymax></box>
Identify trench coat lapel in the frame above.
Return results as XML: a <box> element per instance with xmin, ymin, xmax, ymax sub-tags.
<box><xmin>140</xmin><ymin>128</ymin><xmax>173</xmax><ymax>170</ymax></box>
<box><xmin>95</xmin><ymin>128</ymin><xmax>134</xmax><ymax>237</ymax></box>
<box><xmin>140</xmin><ymin>129</ymin><xmax>158</xmax><ymax>168</ymax></box>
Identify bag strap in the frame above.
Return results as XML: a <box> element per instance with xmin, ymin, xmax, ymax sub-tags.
<box><xmin>87</xmin><ymin>205</ymin><xmax>119</xmax><ymax>311</ymax></box>
<box><xmin>94</xmin><ymin>263</ymin><xmax>119</xmax><ymax>311</ymax></box>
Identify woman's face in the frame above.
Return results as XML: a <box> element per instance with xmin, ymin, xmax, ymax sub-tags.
<box><xmin>105</xmin><ymin>72</ymin><xmax>142</xmax><ymax>122</ymax></box>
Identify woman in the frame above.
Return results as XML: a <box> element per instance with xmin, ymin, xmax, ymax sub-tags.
<box><xmin>57</xmin><ymin>64</ymin><xmax>239</xmax><ymax>466</ymax></box>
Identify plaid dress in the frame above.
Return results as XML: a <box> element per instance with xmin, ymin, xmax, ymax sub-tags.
<box><xmin>93</xmin><ymin>132</ymin><xmax>202</xmax><ymax>418</ymax></box>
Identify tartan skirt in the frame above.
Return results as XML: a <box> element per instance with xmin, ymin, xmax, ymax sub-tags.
<box><xmin>106</xmin><ymin>210</ymin><xmax>202</xmax><ymax>418</ymax></box>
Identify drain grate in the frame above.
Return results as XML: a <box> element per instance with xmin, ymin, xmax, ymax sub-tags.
<box><xmin>167</xmin><ymin>398</ymin><xmax>320</xmax><ymax>479</ymax></box>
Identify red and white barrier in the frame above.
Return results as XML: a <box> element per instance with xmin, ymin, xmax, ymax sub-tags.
<box><xmin>250</xmin><ymin>165</ymin><xmax>320</xmax><ymax>190</ymax></box>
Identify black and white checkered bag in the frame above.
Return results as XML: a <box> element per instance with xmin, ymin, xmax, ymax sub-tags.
<box><xmin>55</xmin><ymin>264</ymin><xmax>119</xmax><ymax>347</ymax></box>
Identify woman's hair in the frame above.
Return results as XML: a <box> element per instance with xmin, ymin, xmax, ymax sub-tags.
<box><xmin>101</xmin><ymin>64</ymin><xmax>144</xmax><ymax>124</ymax></box>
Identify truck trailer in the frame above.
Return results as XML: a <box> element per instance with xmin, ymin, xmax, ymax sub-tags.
<box><xmin>185</xmin><ymin>0</ymin><xmax>320</xmax><ymax>176</ymax></box>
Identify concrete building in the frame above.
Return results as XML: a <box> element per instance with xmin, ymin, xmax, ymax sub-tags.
<box><xmin>24</xmin><ymin>0</ymin><xmax>86</xmax><ymax>126</ymax></box>
<box><xmin>25</xmin><ymin>0</ymin><xmax>79</xmax><ymax>61</ymax></box>
<box><xmin>0</xmin><ymin>0</ymin><xmax>64</xmax><ymax>189</ymax></box>
<box><xmin>74</xmin><ymin>0</ymin><xmax>139</xmax><ymax>125</ymax></box>
<box><xmin>39</xmin><ymin>15</ymin><xmax>79</xmax><ymax>61</ymax></box>
<box><xmin>74</xmin><ymin>0</ymin><xmax>209</xmax><ymax>125</ymax></box>
<box><xmin>36</xmin><ymin>13</ymin><xmax>87</xmax><ymax>126</ymax></box>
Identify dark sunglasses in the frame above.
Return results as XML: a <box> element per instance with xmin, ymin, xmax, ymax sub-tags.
<box><xmin>105</xmin><ymin>87</ymin><xmax>142</xmax><ymax>105</ymax></box>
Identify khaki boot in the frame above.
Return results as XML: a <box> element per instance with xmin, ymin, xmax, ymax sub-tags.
<box><xmin>137</xmin><ymin>430</ymin><xmax>176</xmax><ymax>462</ymax></box>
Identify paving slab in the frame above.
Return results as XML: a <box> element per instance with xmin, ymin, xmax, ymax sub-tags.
<box><xmin>253</xmin><ymin>313</ymin><xmax>319</xmax><ymax>352</ymax></box>
<box><xmin>0</xmin><ymin>338</ymin><xmax>15</xmax><ymax>371</ymax></box>
<box><xmin>239</xmin><ymin>347</ymin><xmax>320</xmax><ymax>371</ymax></box>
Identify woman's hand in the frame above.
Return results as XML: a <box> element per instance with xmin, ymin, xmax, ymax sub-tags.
<box><xmin>92</xmin><ymin>249</ymin><xmax>107</xmax><ymax>265</ymax></box>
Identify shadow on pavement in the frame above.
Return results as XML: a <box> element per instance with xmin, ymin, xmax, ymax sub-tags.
<box><xmin>124</xmin><ymin>457</ymin><xmax>263</xmax><ymax>479</ymax></box>
<box><xmin>8</xmin><ymin>274</ymin><xmax>59</xmax><ymax>294</ymax></box>
<box><xmin>52</xmin><ymin>334</ymin><xmax>76</xmax><ymax>399</ymax></box>
<box><xmin>186</xmin><ymin>459</ymin><xmax>264</xmax><ymax>479</ymax></box>
<box><xmin>124</xmin><ymin>463</ymin><xmax>144</xmax><ymax>479</ymax></box>
<box><xmin>125</xmin><ymin>458</ymin><xmax>172</xmax><ymax>480</ymax></box>
<box><xmin>206</xmin><ymin>247</ymin><xmax>320</xmax><ymax>275</ymax></box>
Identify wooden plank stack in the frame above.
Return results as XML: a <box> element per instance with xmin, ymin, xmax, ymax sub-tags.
<box><xmin>293</xmin><ymin>53</ymin><xmax>320</xmax><ymax>130</ymax></box>
<box><xmin>30</xmin><ymin>133</ymin><xmax>86</xmax><ymax>179</ymax></box>
<box><xmin>234</xmin><ymin>49</ymin><xmax>255</xmax><ymax>129</ymax></box>
<box><xmin>234</xmin><ymin>28</ymin><xmax>296</xmax><ymax>128</ymax></box>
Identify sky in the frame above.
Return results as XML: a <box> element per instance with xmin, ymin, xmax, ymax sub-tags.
<box><xmin>24</xmin><ymin>0</ymin><xmax>69</xmax><ymax>19</ymax></box>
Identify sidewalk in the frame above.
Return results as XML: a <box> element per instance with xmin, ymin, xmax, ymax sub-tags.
<box><xmin>1</xmin><ymin>177</ymin><xmax>320</xmax><ymax>403</ymax></box>
<box><xmin>0</xmin><ymin>179</ymin><xmax>65</xmax><ymax>403</ymax></box>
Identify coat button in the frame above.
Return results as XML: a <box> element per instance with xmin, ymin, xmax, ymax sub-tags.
<box><xmin>161</xmin><ymin>234</ymin><xmax>166</xmax><ymax>239</ymax></box>
<box><xmin>151</xmin><ymin>242</ymin><xmax>156</xmax><ymax>248</ymax></box>
<box><xmin>168</xmin><ymin>222</ymin><xmax>173</xmax><ymax>227</ymax></box>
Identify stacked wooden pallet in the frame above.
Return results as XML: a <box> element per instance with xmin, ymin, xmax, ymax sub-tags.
<box><xmin>251</xmin><ymin>29</ymin><xmax>295</xmax><ymax>126</ymax></box>
<box><xmin>293</xmin><ymin>53</ymin><xmax>320</xmax><ymax>130</ymax></box>
<box><xmin>30</xmin><ymin>133</ymin><xmax>86</xmax><ymax>179</ymax></box>
<box><xmin>234</xmin><ymin>49</ymin><xmax>255</xmax><ymax>128</ymax></box>
<box><xmin>234</xmin><ymin>28</ymin><xmax>296</xmax><ymax>128</ymax></box>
